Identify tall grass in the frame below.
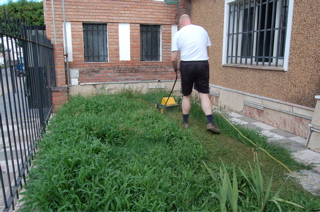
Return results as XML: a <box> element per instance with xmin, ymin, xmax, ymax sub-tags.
<box><xmin>190</xmin><ymin>98</ymin><xmax>307</xmax><ymax>171</ymax></box>
<box><xmin>21</xmin><ymin>92</ymin><xmax>217</xmax><ymax>211</ymax></box>
<box><xmin>20</xmin><ymin>91</ymin><xmax>320</xmax><ymax>211</ymax></box>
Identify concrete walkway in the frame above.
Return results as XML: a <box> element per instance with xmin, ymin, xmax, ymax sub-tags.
<box><xmin>226</xmin><ymin>111</ymin><xmax>320</xmax><ymax>196</ymax></box>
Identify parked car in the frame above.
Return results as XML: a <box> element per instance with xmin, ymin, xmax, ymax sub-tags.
<box><xmin>15</xmin><ymin>60</ymin><xmax>25</xmax><ymax>77</ymax></box>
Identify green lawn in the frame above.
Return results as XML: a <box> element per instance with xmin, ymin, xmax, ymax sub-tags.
<box><xmin>20</xmin><ymin>91</ymin><xmax>320</xmax><ymax>211</ymax></box>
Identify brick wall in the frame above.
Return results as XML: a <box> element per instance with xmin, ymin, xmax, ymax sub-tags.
<box><xmin>44</xmin><ymin>0</ymin><xmax>191</xmax><ymax>85</ymax></box>
<box><xmin>52</xmin><ymin>86</ymin><xmax>68</xmax><ymax>112</ymax></box>
<box><xmin>44</xmin><ymin>0</ymin><xmax>191</xmax><ymax>110</ymax></box>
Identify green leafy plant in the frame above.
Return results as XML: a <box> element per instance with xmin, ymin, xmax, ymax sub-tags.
<box><xmin>205</xmin><ymin>156</ymin><xmax>306</xmax><ymax>212</ymax></box>
<box><xmin>239</xmin><ymin>156</ymin><xmax>305</xmax><ymax>212</ymax></box>
<box><xmin>0</xmin><ymin>0</ymin><xmax>44</xmax><ymax>26</ymax></box>
<box><xmin>204</xmin><ymin>161</ymin><xmax>239</xmax><ymax>212</ymax></box>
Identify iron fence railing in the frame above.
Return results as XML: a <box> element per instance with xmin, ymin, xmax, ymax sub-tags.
<box><xmin>0</xmin><ymin>11</ymin><xmax>55</xmax><ymax>211</ymax></box>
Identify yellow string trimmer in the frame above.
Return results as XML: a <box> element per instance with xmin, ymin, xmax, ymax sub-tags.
<box><xmin>155</xmin><ymin>71</ymin><xmax>179</xmax><ymax>114</ymax></box>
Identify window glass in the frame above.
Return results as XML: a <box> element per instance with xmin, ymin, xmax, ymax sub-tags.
<box><xmin>225</xmin><ymin>0</ymin><xmax>289</xmax><ymax>67</ymax></box>
<box><xmin>140</xmin><ymin>25</ymin><xmax>161</xmax><ymax>61</ymax></box>
<box><xmin>83</xmin><ymin>24</ymin><xmax>108</xmax><ymax>62</ymax></box>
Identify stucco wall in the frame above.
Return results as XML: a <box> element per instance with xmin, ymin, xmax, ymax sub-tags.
<box><xmin>191</xmin><ymin>0</ymin><xmax>320</xmax><ymax>108</ymax></box>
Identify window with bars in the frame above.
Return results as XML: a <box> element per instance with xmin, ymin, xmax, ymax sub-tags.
<box><xmin>225</xmin><ymin>0</ymin><xmax>289</xmax><ymax>67</ymax></box>
<box><xmin>140</xmin><ymin>25</ymin><xmax>161</xmax><ymax>61</ymax></box>
<box><xmin>83</xmin><ymin>24</ymin><xmax>108</xmax><ymax>62</ymax></box>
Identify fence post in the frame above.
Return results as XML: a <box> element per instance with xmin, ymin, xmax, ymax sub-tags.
<box><xmin>31</xmin><ymin>41</ymin><xmax>45</xmax><ymax>132</ymax></box>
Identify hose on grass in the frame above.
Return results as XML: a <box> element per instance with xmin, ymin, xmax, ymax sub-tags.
<box><xmin>212</xmin><ymin>105</ymin><xmax>320</xmax><ymax>191</ymax></box>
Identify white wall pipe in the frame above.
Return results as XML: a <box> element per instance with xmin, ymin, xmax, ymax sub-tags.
<box><xmin>62</xmin><ymin>0</ymin><xmax>70</xmax><ymax>86</ymax></box>
<box><xmin>51</xmin><ymin>0</ymin><xmax>57</xmax><ymax>44</ymax></box>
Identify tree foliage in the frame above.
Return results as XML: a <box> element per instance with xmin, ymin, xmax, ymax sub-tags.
<box><xmin>0</xmin><ymin>0</ymin><xmax>43</xmax><ymax>26</ymax></box>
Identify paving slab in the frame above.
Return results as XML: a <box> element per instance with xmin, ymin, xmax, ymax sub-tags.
<box><xmin>270</xmin><ymin>138</ymin><xmax>306</xmax><ymax>152</ymax></box>
<box><xmin>270</xmin><ymin>128</ymin><xmax>297</xmax><ymax>138</ymax></box>
<box><xmin>260</xmin><ymin>130</ymin><xmax>286</xmax><ymax>141</ymax></box>
<box><xmin>238</xmin><ymin>116</ymin><xmax>258</xmax><ymax>123</ymax></box>
<box><xmin>228</xmin><ymin>112</ymin><xmax>243</xmax><ymax>118</ymax></box>
<box><xmin>241</xmin><ymin>123</ymin><xmax>261</xmax><ymax>131</ymax></box>
<box><xmin>230</xmin><ymin>117</ymin><xmax>249</xmax><ymax>125</ymax></box>
<box><xmin>292</xmin><ymin>150</ymin><xmax>320</xmax><ymax>166</ymax></box>
<box><xmin>252</xmin><ymin>122</ymin><xmax>276</xmax><ymax>130</ymax></box>
<box><xmin>291</xmin><ymin>170</ymin><xmax>320</xmax><ymax>196</ymax></box>
<box><xmin>290</xmin><ymin>136</ymin><xmax>308</xmax><ymax>146</ymax></box>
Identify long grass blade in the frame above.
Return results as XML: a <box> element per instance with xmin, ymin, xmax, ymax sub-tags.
<box><xmin>230</xmin><ymin>168</ymin><xmax>238</xmax><ymax>212</ymax></box>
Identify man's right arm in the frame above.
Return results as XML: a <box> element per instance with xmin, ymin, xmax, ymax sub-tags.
<box><xmin>171</xmin><ymin>51</ymin><xmax>179</xmax><ymax>72</ymax></box>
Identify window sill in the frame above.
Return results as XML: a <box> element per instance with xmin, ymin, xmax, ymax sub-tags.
<box><xmin>222</xmin><ymin>64</ymin><xmax>285</xmax><ymax>72</ymax></box>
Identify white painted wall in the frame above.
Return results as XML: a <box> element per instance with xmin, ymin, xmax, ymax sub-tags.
<box><xmin>119</xmin><ymin>23</ymin><xmax>131</xmax><ymax>61</ymax></box>
<box><xmin>0</xmin><ymin>37</ymin><xmax>22</xmax><ymax>63</ymax></box>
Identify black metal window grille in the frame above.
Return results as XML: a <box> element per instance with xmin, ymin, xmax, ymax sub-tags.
<box><xmin>226</xmin><ymin>0</ymin><xmax>288</xmax><ymax>67</ymax></box>
<box><xmin>83</xmin><ymin>24</ymin><xmax>108</xmax><ymax>62</ymax></box>
<box><xmin>140</xmin><ymin>25</ymin><xmax>161</xmax><ymax>61</ymax></box>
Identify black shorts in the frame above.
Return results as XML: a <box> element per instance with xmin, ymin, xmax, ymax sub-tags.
<box><xmin>180</xmin><ymin>60</ymin><xmax>210</xmax><ymax>96</ymax></box>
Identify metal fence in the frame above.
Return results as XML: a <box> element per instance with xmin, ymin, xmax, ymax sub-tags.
<box><xmin>0</xmin><ymin>12</ymin><xmax>55</xmax><ymax>211</ymax></box>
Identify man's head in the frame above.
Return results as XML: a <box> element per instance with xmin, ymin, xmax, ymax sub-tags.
<box><xmin>179</xmin><ymin>14</ymin><xmax>192</xmax><ymax>28</ymax></box>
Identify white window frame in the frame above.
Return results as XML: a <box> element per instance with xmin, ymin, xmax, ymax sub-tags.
<box><xmin>222</xmin><ymin>0</ymin><xmax>294</xmax><ymax>71</ymax></box>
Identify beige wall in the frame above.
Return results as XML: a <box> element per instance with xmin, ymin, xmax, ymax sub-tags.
<box><xmin>191</xmin><ymin>0</ymin><xmax>320</xmax><ymax>108</ymax></box>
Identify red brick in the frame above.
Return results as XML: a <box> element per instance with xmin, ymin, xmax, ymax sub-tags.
<box><xmin>44</xmin><ymin>0</ymin><xmax>190</xmax><ymax>109</ymax></box>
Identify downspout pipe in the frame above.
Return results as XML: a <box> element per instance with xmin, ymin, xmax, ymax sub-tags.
<box><xmin>51</xmin><ymin>0</ymin><xmax>57</xmax><ymax>44</ymax></box>
<box><xmin>62</xmin><ymin>0</ymin><xmax>70</xmax><ymax>86</ymax></box>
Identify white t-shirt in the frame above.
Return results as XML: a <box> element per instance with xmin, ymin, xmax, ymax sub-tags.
<box><xmin>171</xmin><ymin>24</ymin><xmax>211</xmax><ymax>61</ymax></box>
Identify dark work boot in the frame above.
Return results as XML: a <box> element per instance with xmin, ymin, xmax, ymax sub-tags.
<box><xmin>207</xmin><ymin>123</ymin><xmax>220</xmax><ymax>134</ymax></box>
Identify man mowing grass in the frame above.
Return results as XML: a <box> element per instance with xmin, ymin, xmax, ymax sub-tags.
<box><xmin>171</xmin><ymin>14</ymin><xmax>220</xmax><ymax>134</ymax></box>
